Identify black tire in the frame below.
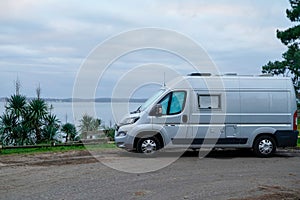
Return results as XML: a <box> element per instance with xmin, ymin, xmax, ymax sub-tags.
<box><xmin>253</xmin><ymin>135</ymin><xmax>276</xmax><ymax>157</ymax></box>
<box><xmin>136</xmin><ymin>136</ymin><xmax>161</xmax><ymax>155</ymax></box>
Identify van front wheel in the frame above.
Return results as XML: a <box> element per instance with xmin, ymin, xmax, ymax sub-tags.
<box><xmin>253</xmin><ymin>135</ymin><xmax>276</xmax><ymax>157</ymax></box>
<box><xmin>137</xmin><ymin>136</ymin><xmax>161</xmax><ymax>154</ymax></box>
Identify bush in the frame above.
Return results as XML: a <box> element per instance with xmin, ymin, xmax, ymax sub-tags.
<box><xmin>103</xmin><ymin>128</ymin><xmax>115</xmax><ymax>141</ymax></box>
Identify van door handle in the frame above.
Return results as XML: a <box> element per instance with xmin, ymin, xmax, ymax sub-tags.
<box><xmin>182</xmin><ymin>115</ymin><xmax>188</xmax><ymax>123</ymax></box>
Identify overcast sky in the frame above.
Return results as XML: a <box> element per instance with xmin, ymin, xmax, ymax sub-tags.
<box><xmin>0</xmin><ymin>0</ymin><xmax>292</xmax><ymax>98</ymax></box>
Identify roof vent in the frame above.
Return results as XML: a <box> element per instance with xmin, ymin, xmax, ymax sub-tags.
<box><xmin>259</xmin><ymin>74</ymin><xmax>273</xmax><ymax>77</ymax></box>
<box><xmin>224</xmin><ymin>73</ymin><xmax>237</xmax><ymax>76</ymax></box>
<box><xmin>188</xmin><ymin>72</ymin><xmax>211</xmax><ymax>76</ymax></box>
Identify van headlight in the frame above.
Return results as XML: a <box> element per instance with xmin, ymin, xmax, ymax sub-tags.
<box><xmin>122</xmin><ymin>117</ymin><xmax>140</xmax><ymax>125</ymax></box>
<box><xmin>116</xmin><ymin>131</ymin><xmax>127</xmax><ymax>137</ymax></box>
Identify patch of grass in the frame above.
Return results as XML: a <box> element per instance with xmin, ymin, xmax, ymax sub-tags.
<box><xmin>0</xmin><ymin>143</ymin><xmax>116</xmax><ymax>155</ymax></box>
<box><xmin>84</xmin><ymin>143</ymin><xmax>116</xmax><ymax>150</ymax></box>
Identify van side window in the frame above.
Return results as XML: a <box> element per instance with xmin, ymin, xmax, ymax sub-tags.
<box><xmin>159</xmin><ymin>93</ymin><xmax>171</xmax><ymax>115</ymax></box>
<box><xmin>198</xmin><ymin>94</ymin><xmax>221</xmax><ymax>109</ymax></box>
<box><xmin>159</xmin><ymin>91</ymin><xmax>186</xmax><ymax>115</ymax></box>
<box><xmin>169</xmin><ymin>92</ymin><xmax>186</xmax><ymax>114</ymax></box>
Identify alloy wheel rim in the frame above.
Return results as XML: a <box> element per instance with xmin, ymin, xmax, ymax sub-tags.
<box><xmin>141</xmin><ymin>139</ymin><xmax>157</xmax><ymax>154</ymax></box>
<box><xmin>258</xmin><ymin>139</ymin><xmax>273</xmax><ymax>155</ymax></box>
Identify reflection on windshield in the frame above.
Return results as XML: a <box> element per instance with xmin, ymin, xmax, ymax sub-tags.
<box><xmin>139</xmin><ymin>89</ymin><xmax>165</xmax><ymax>112</ymax></box>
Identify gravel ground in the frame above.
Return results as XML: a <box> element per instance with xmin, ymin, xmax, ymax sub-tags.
<box><xmin>0</xmin><ymin>149</ymin><xmax>300</xmax><ymax>200</ymax></box>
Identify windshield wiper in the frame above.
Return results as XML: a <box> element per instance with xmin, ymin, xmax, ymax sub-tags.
<box><xmin>130</xmin><ymin>106</ymin><xmax>141</xmax><ymax>114</ymax></box>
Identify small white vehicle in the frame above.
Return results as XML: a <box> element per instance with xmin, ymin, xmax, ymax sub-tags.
<box><xmin>115</xmin><ymin>73</ymin><xmax>299</xmax><ymax>157</ymax></box>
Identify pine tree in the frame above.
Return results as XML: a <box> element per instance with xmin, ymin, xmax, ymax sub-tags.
<box><xmin>262</xmin><ymin>0</ymin><xmax>300</xmax><ymax>91</ymax></box>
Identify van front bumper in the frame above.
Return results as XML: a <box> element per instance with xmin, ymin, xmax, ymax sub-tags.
<box><xmin>115</xmin><ymin>131</ymin><xmax>134</xmax><ymax>150</ymax></box>
<box><xmin>274</xmin><ymin>130</ymin><xmax>299</xmax><ymax>147</ymax></box>
<box><xmin>115</xmin><ymin>140</ymin><xmax>134</xmax><ymax>150</ymax></box>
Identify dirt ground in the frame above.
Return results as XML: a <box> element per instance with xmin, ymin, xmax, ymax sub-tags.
<box><xmin>1</xmin><ymin>149</ymin><xmax>300</xmax><ymax>200</ymax></box>
<box><xmin>0</xmin><ymin>149</ymin><xmax>98</xmax><ymax>166</ymax></box>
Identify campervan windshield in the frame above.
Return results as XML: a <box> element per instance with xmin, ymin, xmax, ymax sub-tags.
<box><xmin>139</xmin><ymin>89</ymin><xmax>165</xmax><ymax>112</ymax></box>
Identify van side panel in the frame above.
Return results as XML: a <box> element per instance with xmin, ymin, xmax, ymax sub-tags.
<box><xmin>189</xmin><ymin>78</ymin><xmax>243</xmax><ymax>147</ymax></box>
<box><xmin>189</xmin><ymin>77</ymin><xmax>297</xmax><ymax>148</ymax></box>
<box><xmin>239</xmin><ymin>78</ymin><xmax>296</xmax><ymax>147</ymax></box>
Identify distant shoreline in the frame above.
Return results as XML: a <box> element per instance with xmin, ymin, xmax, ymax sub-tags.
<box><xmin>0</xmin><ymin>97</ymin><xmax>147</xmax><ymax>103</ymax></box>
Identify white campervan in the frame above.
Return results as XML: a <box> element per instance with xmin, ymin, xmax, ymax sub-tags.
<box><xmin>115</xmin><ymin>73</ymin><xmax>299</xmax><ymax>157</ymax></box>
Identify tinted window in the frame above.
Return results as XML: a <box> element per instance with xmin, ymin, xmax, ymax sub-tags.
<box><xmin>159</xmin><ymin>93</ymin><xmax>170</xmax><ymax>115</ymax></box>
<box><xmin>158</xmin><ymin>91</ymin><xmax>186</xmax><ymax>115</ymax></box>
<box><xmin>169</xmin><ymin>92</ymin><xmax>186</xmax><ymax>114</ymax></box>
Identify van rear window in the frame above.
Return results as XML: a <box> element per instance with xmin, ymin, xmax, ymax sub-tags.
<box><xmin>198</xmin><ymin>94</ymin><xmax>221</xmax><ymax>109</ymax></box>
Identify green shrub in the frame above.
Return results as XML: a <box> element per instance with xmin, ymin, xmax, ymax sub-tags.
<box><xmin>103</xmin><ymin>128</ymin><xmax>115</xmax><ymax>141</ymax></box>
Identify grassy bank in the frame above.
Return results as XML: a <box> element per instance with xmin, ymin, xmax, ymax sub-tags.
<box><xmin>0</xmin><ymin>143</ymin><xmax>116</xmax><ymax>155</ymax></box>
<box><xmin>1</xmin><ymin>134</ymin><xmax>299</xmax><ymax>155</ymax></box>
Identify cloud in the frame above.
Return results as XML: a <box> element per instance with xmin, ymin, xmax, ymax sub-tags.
<box><xmin>0</xmin><ymin>0</ymin><xmax>41</xmax><ymax>19</ymax></box>
<box><xmin>146</xmin><ymin>1</ymin><xmax>290</xmax><ymax>52</ymax></box>
<box><xmin>0</xmin><ymin>0</ymin><xmax>293</xmax><ymax>98</ymax></box>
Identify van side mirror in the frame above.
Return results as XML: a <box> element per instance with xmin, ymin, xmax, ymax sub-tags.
<box><xmin>149</xmin><ymin>104</ymin><xmax>162</xmax><ymax>117</ymax></box>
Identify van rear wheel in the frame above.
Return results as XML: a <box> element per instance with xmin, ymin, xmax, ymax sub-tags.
<box><xmin>137</xmin><ymin>136</ymin><xmax>161</xmax><ymax>154</ymax></box>
<box><xmin>253</xmin><ymin>135</ymin><xmax>276</xmax><ymax>157</ymax></box>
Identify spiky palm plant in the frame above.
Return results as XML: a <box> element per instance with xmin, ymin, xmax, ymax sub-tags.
<box><xmin>0</xmin><ymin>113</ymin><xmax>14</xmax><ymax>145</ymax></box>
<box><xmin>27</xmin><ymin>99</ymin><xmax>48</xmax><ymax>143</ymax></box>
<box><xmin>61</xmin><ymin>123</ymin><xmax>77</xmax><ymax>143</ymax></box>
<box><xmin>78</xmin><ymin>114</ymin><xmax>101</xmax><ymax>132</ymax></box>
<box><xmin>5</xmin><ymin>94</ymin><xmax>27</xmax><ymax>122</ymax></box>
<box><xmin>42</xmin><ymin>114</ymin><xmax>60</xmax><ymax>142</ymax></box>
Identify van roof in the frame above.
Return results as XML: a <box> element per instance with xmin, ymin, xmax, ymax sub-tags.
<box><xmin>166</xmin><ymin>74</ymin><xmax>293</xmax><ymax>90</ymax></box>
